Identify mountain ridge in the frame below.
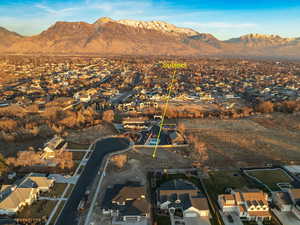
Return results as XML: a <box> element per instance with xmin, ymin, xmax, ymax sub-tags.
<box><xmin>0</xmin><ymin>17</ymin><xmax>299</xmax><ymax>58</ymax></box>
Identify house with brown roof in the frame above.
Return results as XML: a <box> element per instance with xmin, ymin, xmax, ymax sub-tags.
<box><xmin>0</xmin><ymin>173</ymin><xmax>54</xmax><ymax>215</ymax></box>
<box><xmin>101</xmin><ymin>183</ymin><xmax>150</xmax><ymax>225</ymax></box>
<box><xmin>218</xmin><ymin>190</ymin><xmax>271</xmax><ymax>222</ymax></box>
<box><xmin>157</xmin><ymin>179</ymin><xmax>211</xmax><ymax>225</ymax></box>
<box><xmin>122</xmin><ymin>117</ymin><xmax>149</xmax><ymax>130</ymax></box>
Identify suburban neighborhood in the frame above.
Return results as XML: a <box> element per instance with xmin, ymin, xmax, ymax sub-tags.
<box><xmin>0</xmin><ymin>55</ymin><xmax>300</xmax><ymax>225</ymax></box>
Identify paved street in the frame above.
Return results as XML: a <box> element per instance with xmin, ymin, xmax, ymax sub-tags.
<box><xmin>184</xmin><ymin>216</ymin><xmax>211</xmax><ymax>225</ymax></box>
<box><xmin>54</xmin><ymin>137</ymin><xmax>130</xmax><ymax>225</ymax></box>
<box><xmin>0</xmin><ymin>219</ymin><xmax>16</xmax><ymax>225</ymax></box>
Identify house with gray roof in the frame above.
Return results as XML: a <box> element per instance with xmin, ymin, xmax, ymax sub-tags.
<box><xmin>101</xmin><ymin>182</ymin><xmax>150</xmax><ymax>225</ymax></box>
<box><xmin>157</xmin><ymin>179</ymin><xmax>211</xmax><ymax>225</ymax></box>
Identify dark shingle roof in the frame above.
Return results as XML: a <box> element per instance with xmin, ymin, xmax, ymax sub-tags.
<box><xmin>101</xmin><ymin>182</ymin><xmax>149</xmax><ymax>216</ymax></box>
<box><xmin>157</xmin><ymin>179</ymin><xmax>209</xmax><ymax>211</ymax></box>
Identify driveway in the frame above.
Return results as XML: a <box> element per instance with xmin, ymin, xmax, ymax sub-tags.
<box><xmin>112</xmin><ymin>217</ymin><xmax>148</xmax><ymax>225</ymax></box>
<box><xmin>272</xmin><ymin>209</ymin><xmax>300</xmax><ymax>225</ymax></box>
<box><xmin>184</xmin><ymin>216</ymin><xmax>211</xmax><ymax>225</ymax></box>
<box><xmin>49</xmin><ymin>174</ymin><xmax>79</xmax><ymax>184</ymax></box>
<box><xmin>220</xmin><ymin>211</ymin><xmax>243</xmax><ymax>225</ymax></box>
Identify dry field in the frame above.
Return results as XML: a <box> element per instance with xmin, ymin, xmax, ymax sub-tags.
<box><xmin>90</xmin><ymin>146</ymin><xmax>193</xmax><ymax>225</ymax></box>
<box><xmin>0</xmin><ymin>137</ymin><xmax>47</xmax><ymax>157</ymax></box>
<box><xmin>0</xmin><ymin>123</ymin><xmax>117</xmax><ymax>156</ymax></box>
<box><xmin>66</xmin><ymin>123</ymin><xmax>117</xmax><ymax>145</ymax></box>
<box><xmin>180</xmin><ymin>113</ymin><xmax>300</xmax><ymax>168</ymax></box>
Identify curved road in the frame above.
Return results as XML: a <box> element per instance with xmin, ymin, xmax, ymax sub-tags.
<box><xmin>55</xmin><ymin>137</ymin><xmax>130</xmax><ymax>225</ymax></box>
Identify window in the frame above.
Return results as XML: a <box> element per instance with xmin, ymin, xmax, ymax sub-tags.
<box><xmin>117</xmin><ymin>201</ymin><xmax>125</xmax><ymax>205</ymax></box>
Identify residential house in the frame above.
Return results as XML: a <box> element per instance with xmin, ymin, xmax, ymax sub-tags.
<box><xmin>74</xmin><ymin>92</ymin><xmax>91</xmax><ymax>103</ymax></box>
<box><xmin>122</xmin><ymin>117</ymin><xmax>149</xmax><ymax>130</ymax></box>
<box><xmin>101</xmin><ymin>183</ymin><xmax>150</xmax><ymax>224</ymax></box>
<box><xmin>41</xmin><ymin>135</ymin><xmax>67</xmax><ymax>160</ymax></box>
<box><xmin>0</xmin><ymin>173</ymin><xmax>54</xmax><ymax>215</ymax></box>
<box><xmin>157</xmin><ymin>179</ymin><xmax>210</xmax><ymax>224</ymax></box>
<box><xmin>218</xmin><ymin>190</ymin><xmax>271</xmax><ymax>222</ymax></box>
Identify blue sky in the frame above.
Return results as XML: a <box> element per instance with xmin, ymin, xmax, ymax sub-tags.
<box><xmin>0</xmin><ymin>0</ymin><xmax>299</xmax><ymax>40</ymax></box>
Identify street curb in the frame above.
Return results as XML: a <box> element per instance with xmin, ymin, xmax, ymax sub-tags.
<box><xmin>83</xmin><ymin>137</ymin><xmax>133</xmax><ymax>225</ymax></box>
<box><xmin>53</xmin><ymin>135</ymin><xmax>132</xmax><ymax>225</ymax></box>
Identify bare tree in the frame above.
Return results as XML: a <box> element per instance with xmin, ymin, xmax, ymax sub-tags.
<box><xmin>0</xmin><ymin>118</ymin><xmax>18</xmax><ymax>131</ymax></box>
<box><xmin>0</xmin><ymin>153</ymin><xmax>8</xmax><ymax>173</ymax></box>
<box><xmin>187</xmin><ymin>134</ymin><xmax>209</xmax><ymax>165</ymax></box>
<box><xmin>111</xmin><ymin>154</ymin><xmax>128</xmax><ymax>169</ymax></box>
<box><xmin>256</xmin><ymin>101</ymin><xmax>274</xmax><ymax>113</ymax></box>
<box><xmin>177</xmin><ymin>122</ymin><xmax>186</xmax><ymax>134</ymax></box>
<box><xmin>102</xmin><ymin>110</ymin><xmax>115</xmax><ymax>123</ymax></box>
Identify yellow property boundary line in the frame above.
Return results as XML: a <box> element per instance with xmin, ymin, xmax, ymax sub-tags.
<box><xmin>152</xmin><ymin>61</ymin><xmax>187</xmax><ymax>158</ymax></box>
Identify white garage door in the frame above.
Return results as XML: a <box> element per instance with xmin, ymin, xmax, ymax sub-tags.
<box><xmin>185</xmin><ymin>212</ymin><xmax>198</xmax><ymax>217</ymax></box>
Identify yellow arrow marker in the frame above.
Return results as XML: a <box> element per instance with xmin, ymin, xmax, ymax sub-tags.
<box><xmin>152</xmin><ymin>69</ymin><xmax>177</xmax><ymax>158</ymax></box>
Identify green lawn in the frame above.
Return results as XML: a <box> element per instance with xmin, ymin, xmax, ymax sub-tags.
<box><xmin>246</xmin><ymin>169</ymin><xmax>292</xmax><ymax>191</ymax></box>
<box><xmin>243</xmin><ymin>221</ymin><xmax>258</xmax><ymax>225</ymax></box>
<box><xmin>156</xmin><ymin>215</ymin><xmax>171</xmax><ymax>225</ymax></box>
<box><xmin>17</xmin><ymin>200</ymin><xmax>57</xmax><ymax>219</ymax></box>
<box><xmin>157</xmin><ymin>173</ymin><xmax>189</xmax><ymax>187</ymax></box>
<box><xmin>67</xmin><ymin>142</ymin><xmax>90</xmax><ymax>150</ymax></box>
<box><xmin>48</xmin><ymin>201</ymin><xmax>66</xmax><ymax>225</ymax></box>
<box><xmin>41</xmin><ymin>183</ymin><xmax>68</xmax><ymax>198</ymax></box>
<box><xmin>65</xmin><ymin>184</ymin><xmax>75</xmax><ymax>198</ymax></box>
<box><xmin>72</xmin><ymin>151</ymin><xmax>87</xmax><ymax>160</ymax></box>
<box><xmin>203</xmin><ymin>170</ymin><xmax>251</xmax><ymax>200</ymax></box>
<box><xmin>71</xmin><ymin>161</ymin><xmax>81</xmax><ymax>175</ymax></box>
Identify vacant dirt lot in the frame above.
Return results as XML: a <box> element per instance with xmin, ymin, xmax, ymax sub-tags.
<box><xmin>90</xmin><ymin>147</ymin><xmax>193</xmax><ymax>225</ymax></box>
<box><xmin>0</xmin><ymin>123</ymin><xmax>117</xmax><ymax>157</ymax></box>
<box><xmin>66</xmin><ymin>123</ymin><xmax>117</xmax><ymax>145</ymax></box>
<box><xmin>180</xmin><ymin>113</ymin><xmax>300</xmax><ymax>168</ymax></box>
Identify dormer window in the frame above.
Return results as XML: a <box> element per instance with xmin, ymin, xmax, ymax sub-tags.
<box><xmin>117</xmin><ymin>202</ymin><xmax>125</xmax><ymax>205</ymax></box>
<box><xmin>175</xmin><ymin>199</ymin><xmax>181</xmax><ymax>204</ymax></box>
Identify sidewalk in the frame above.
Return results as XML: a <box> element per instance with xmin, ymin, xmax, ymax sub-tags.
<box><xmin>66</xmin><ymin>149</ymin><xmax>91</xmax><ymax>152</ymax></box>
<box><xmin>39</xmin><ymin>197</ymin><xmax>68</xmax><ymax>201</ymax></box>
<box><xmin>45</xmin><ymin>148</ymin><xmax>91</xmax><ymax>225</ymax></box>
